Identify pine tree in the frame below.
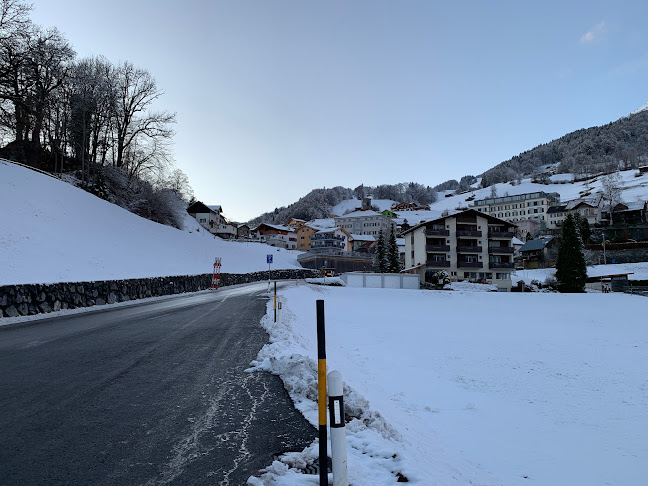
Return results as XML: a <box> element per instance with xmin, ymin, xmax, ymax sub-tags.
<box><xmin>555</xmin><ymin>214</ymin><xmax>587</xmax><ymax>293</ymax></box>
<box><xmin>387</xmin><ymin>227</ymin><xmax>401</xmax><ymax>273</ymax></box>
<box><xmin>374</xmin><ymin>229</ymin><xmax>387</xmax><ymax>273</ymax></box>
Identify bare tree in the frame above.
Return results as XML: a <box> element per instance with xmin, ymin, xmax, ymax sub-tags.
<box><xmin>25</xmin><ymin>26</ymin><xmax>75</xmax><ymax>148</ymax></box>
<box><xmin>112</xmin><ymin>61</ymin><xmax>175</xmax><ymax>170</ymax></box>
<box><xmin>600</xmin><ymin>172</ymin><xmax>623</xmax><ymax>224</ymax></box>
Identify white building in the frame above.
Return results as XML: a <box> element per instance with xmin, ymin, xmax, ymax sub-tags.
<box><xmin>402</xmin><ymin>209</ymin><xmax>516</xmax><ymax>291</ymax></box>
<box><xmin>334</xmin><ymin>210</ymin><xmax>396</xmax><ymax>236</ymax></box>
<box><xmin>472</xmin><ymin>191</ymin><xmax>560</xmax><ymax>227</ymax></box>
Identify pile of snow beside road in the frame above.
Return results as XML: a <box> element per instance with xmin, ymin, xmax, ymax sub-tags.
<box><xmin>0</xmin><ymin>161</ymin><xmax>301</xmax><ymax>285</ymax></box>
<box><xmin>249</xmin><ymin>285</ymin><xmax>648</xmax><ymax>485</ymax></box>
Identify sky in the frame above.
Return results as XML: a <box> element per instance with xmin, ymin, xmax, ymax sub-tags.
<box><xmin>28</xmin><ymin>0</ymin><xmax>648</xmax><ymax>222</ymax></box>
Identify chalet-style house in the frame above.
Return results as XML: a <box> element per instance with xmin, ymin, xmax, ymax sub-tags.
<box><xmin>237</xmin><ymin>224</ymin><xmax>251</xmax><ymax>239</ymax></box>
<box><xmin>516</xmin><ymin>236</ymin><xmax>557</xmax><ymax>269</ymax></box>
<box><xmin>254</xmin><ymin>223</ymin><xmax>298</xmax><ymax>250</ymax></box>
<box><xmin>402</xmin><ymin>209</ymin><xmax>516</xmax><ymax>291</ymax></box>
<box><xmin>391</xmin><ymin>202</ymin><xmax>431</xmax><ymax>211</ymax></box>
<box><xmin>546</xmin><ymin>199</ymin><xmax>599</xmax><ymax>229</ymax></box>
<box><xmin>187</xmin><ymin>201</ymin><xmax>222</xmax><ymax>233</ymax></box>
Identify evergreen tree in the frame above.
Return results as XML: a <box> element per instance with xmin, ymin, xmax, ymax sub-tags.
<box><xmin>572</xmin><ymin>213</ymin><xmax>591</xmax><ymax>244</ymax></box>
<box><xmin>374</xmin><ymin>229</ymin><xmax>387</xmax><ymax>273</ymax></box>
<box><xmin>387</xmin><ymin>227</ymin><xmax>401</xmax><ymax>273</ymax></box>
<box><xmin>555</xmin><ymin>214</ymin><xmax>587</xmax><ymax>293</ymax></box>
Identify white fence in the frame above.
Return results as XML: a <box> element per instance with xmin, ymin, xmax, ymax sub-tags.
<box><xmin>340</xmin><ymin>273</ymin><xmax>420</xmax><ymax>290</ymax></box>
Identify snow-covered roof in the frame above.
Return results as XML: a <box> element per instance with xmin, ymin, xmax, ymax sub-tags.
<box><xmin>350</xmin><ymin>234</ymin><xmax>376</xmax><ymax>241</ymax></box>
<box><xmin>308</xmin><ymin>218</ymin><xmax>336</xmax><ymax>228</ymax></box>
<box><xmin>207</xmin><ymin>205</ymin><xmax>222</xmax><ymax>212</ymax></box>
<box><xmin>257</xmin><ymin>223</ymin><xmax>294</xmax><ymax>232</ymax></box>
<box><xmin>336</xmin><ymin>210</ymin><xmax>383</xmax><ymax>219</ymax></box>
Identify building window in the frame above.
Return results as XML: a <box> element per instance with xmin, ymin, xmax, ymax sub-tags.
<box><xmin>496</xmin><ymin>273</ymin><xmax>510</xmax><ymax>280</ymax></box>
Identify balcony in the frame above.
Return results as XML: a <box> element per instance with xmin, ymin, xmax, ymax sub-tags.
<box><xmin>426</xmin><ymin>261</ymin><xmax>450</xmax><ymax>268</ymax></box>
<box><xmin>457</xmin><ymin>261</ymin><xmax>483</xmax><ymax>268</ymax></box>
<box><xmin>489</xmin><ymin>262</ymin><xmax>515</xmax><ymax>269</ymax></box>
<box><xmin>426</xmin><ymin>229</ymin><xmax>450</xmax><ymax>237</ymax></box>
<box><xmin>456</xmin><ymin>230</ymin><xmax>482</xmax><ymax>237</ymax></box>
<box><xmin>426</xmin><ymin>244</ymin><xmax>450</xmax><ymax>252</ymax></box>
<box><xmin>456</xmin><ymin>245</ymin><xmax>482</xmax><ymax>253</ymax></box>
<box><xmin>488</xmin><ymin>246</ymin><xmax>514</xmax><ymax>254</ymax></box>
<box><xmin>488</xmin><ymin>231</ymin><xmax>514</xmax><ymax>238</ymax></box>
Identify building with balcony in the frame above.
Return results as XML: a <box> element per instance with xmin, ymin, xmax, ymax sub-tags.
<box><xmin>311</xmin><ymin>227</ymin><xmax>352</xmax><ymax>251</ymax></box>
<box><xmin>402</xmin><ymin>209</ymin><xmax>516</xmax><ymax>291</ymax></box>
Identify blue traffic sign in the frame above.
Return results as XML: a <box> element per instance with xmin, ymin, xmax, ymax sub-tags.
<box><xmin>267</xmin><ymin>255</ymin><xmax>273</xmax><ymax>264</ymax></box>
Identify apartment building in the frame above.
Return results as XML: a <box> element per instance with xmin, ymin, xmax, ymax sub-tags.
<box><xmin>472</xmin><ymin>191</ymin><xmax>560</xmax><ymax>227</ymax></box>
<box><xmin>402</xmin><ymin>209</ymin><xmax>516</xmax><ymax>291</ymax></box>
<box><xmin>311</xmin><ymin>227</ymin><xmax>352</xmax><ymax>251</ymax></box>
<box><xmin>334</xmin><ymin>210</ymin><xmax>396</xmax><ymax>236</ymax></box>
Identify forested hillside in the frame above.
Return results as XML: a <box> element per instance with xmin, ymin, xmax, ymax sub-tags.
<box><xmin>480</xmin><ymin>109</ymin><xmax>648</xmax><ymax>186</ymax></box>
<box><xmin>247</xmin><ymin>182</ymin><xmax>437</xmax><ymax>225</ymax></box>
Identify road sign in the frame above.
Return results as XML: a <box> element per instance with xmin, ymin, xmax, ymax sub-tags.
<box><xmin>267</xmin><ymin>255</ymin><xmax>273</xmax><ymax>264</ymax></box>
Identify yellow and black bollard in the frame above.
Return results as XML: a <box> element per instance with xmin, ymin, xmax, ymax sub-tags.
<box><xmin>316</xmin><ymin>299</ymin><xmax>327</xmax><ymax>485</ymax></box>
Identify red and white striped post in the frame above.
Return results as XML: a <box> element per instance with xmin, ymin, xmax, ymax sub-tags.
<box><xmin>212</xmin><ymin>257</ymin><xmax>222</xmax><ymax>289</ymax></box>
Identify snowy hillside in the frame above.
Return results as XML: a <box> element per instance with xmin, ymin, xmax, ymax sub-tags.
<box><xmin>327</xmin><ymin>169</ymin><xmax>648</xmax><ymax>227</ymax></box>
<box><xmin>330</xmin><ymin>198</ymin><xmax>397</xmax><ymax>215</ymax></box>
<box><xmin>0</xmin><ymin>161</ymin><xmax>302</xmax><ymax>286</ymax></box>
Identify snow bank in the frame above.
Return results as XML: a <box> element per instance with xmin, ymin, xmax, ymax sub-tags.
<box><xmin>0</xmin><ymin>161</ymin><xmax>302</xmax><ymax>285</ymax></box>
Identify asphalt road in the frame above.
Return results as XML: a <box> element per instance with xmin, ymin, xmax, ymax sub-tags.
<box><xmin>0</xmin><ymin>282</ymin><xmax>315</xmax><ymax>485</ymax></box>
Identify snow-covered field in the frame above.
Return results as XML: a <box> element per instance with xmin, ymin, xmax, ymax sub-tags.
<box><xmin>0</xmin><ymin>161</ymin><xmax>301</xmax><ymax>285</ymax></box>
<box><xmin>250</xmin><ymin>285</ymin><xmax>648</xmax><ymax>485</ymax></box>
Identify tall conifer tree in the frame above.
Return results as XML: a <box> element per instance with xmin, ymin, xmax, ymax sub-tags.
<box><xmin>555</xmin><ymin>214</ymin><xmax>587</xmax><ymax>292</ymax></box>
<box><xmin>374</xmin><ymin>229</ymin><xmax>387</xmax><ymax>273</ymax></box>
<box><xmin>387</xmin><ymin>227</ymin><xmax>401</xmax><ymax>273</ymax></box>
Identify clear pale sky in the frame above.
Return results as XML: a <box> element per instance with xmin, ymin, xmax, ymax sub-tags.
<box><xmin>29</xmin><ymin>1</ymin><xmax>648</xmax><ymax>222</ymax></box>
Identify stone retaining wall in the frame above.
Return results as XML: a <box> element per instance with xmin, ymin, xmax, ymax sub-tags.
<box><xmin>0</xmin><ymin>269</ymin><xmax>318</xmax><ymax>318</ymax></box>
<box><xmin>584</xmin><ymin>247</ymin><xmax>648</xmax><ymax>265</ymax></box>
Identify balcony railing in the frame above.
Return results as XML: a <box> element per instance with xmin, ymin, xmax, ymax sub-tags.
<box><xmin>426</xmin><ymin>229</ymin><xmax>450</xmax><ymax>236</ymax></box>
<box><xmin>489</xmin><ymin>262</ymin><xmax>515</xmax><ymax>269</ymax></box>
<box><xmin>457</xmin><ymin>261</ymin><xmax>483</xmax><ymax>268</ymax></box>
<box><xmin>456</xmin><ymin>245</ymin><xmax>482</xmax><ymax>253</ymax></box>
<box><xmin>426</xmin><ymin>261</ymin><xmax>450</xmax><ymax>268</ymax></box>
<box><xmin>426</xmin><ymin>244</ymin><xmax>450</xmax><ymax>252</ymax></box>
<box><xmin>456</xmin><ymin>230</ymin><xmax>482</xmax><ymax>237</ymax></box>
<box><xmin>488</xmin><ymin>247</ymin><xmax>514</xmax><ymax>254</ymax></box>
<box><xmin>488</xmin><ymin>231</ymin><xmax>514</xmax><ymax>238</ymax></box>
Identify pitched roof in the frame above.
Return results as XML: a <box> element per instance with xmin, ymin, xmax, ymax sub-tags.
<box><xmin>335</xmin><ymin>210</ymin><xmax>383</xmax><ymax>219</ymax></box>
<box><xmin>187</xmin><ymin>201</ymin><xmax>218</xmax><ymax>214</ymax></box>
<box><xmin>519</xmin><ymin>237</ymin><xmax>553</xmax><ymax>252</ymax></box>
<box><xmin>400</xmin><ymin>209</ymin><xmax>516</xmax><ymax>236</ymax></box>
